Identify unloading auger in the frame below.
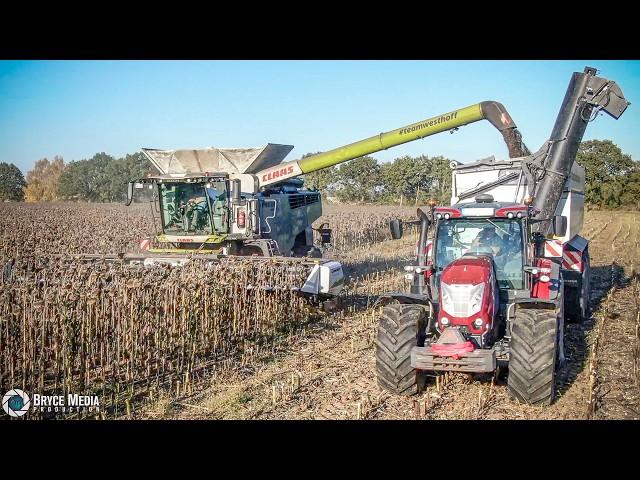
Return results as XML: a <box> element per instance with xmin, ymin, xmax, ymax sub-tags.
<box><xmin>115</xmin><ymin>100</ymin><xmax>528</xmax><ymax>300</ymax></box>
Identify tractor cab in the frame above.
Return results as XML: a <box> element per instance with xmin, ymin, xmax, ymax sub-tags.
<box><xmin>432</xmin><ymin>203</ymin><xmax>526</xmax><ymax>291</ymax></box>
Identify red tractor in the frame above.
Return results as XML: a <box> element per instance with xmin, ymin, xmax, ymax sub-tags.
<box><xmin>376</xmin><ymin>67</ymin><xmax>629</xmax><ymax>405</ymax></box>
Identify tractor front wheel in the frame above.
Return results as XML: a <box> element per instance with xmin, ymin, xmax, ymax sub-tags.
<box><xmin>375</xmin><ymin>303</ymin><xmax>427</xmax><ymax>396</ymax></box>
<box><xmin>508</xmin><ymin>308</ymin><xmax>558</xmax><ymax>405</ymax></box>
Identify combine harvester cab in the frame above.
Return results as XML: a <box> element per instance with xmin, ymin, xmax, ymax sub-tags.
<box><xmin>376</xmin><ymin>66</ymin><xmax>630</xmax><ymax>405</ymax></box>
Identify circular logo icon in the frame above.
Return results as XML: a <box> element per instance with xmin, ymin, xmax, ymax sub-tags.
<box><xmin>2</xmin><ymin>388</ymin><xmax>31</xmax><ymax>417</ymax></box>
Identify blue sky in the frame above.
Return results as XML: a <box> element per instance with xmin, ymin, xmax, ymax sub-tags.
<box><xmin>1</xmin><ymin>60</ymin><xmax>638</xmax><ymax>174</ymax></box>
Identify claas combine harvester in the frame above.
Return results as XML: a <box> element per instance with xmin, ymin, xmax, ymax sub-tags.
<box><xmin>375</xmin><ymin>67</ymin><xmax>629</xmax><ymax>405</ymax></box>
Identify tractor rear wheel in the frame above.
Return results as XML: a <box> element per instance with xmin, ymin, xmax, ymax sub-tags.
<box><xmin>376</xmin><ymin>303</ymin><xmax>427</xmax><ymax>396</ymax></box>
<box><xmin>565</xmin><ymin>250</ymin><xmax>591</xmax><ymax>323</ymax></box>
<box><xmin>508</xmin><ymin>308</ymin><xmax>558</xmax><ymax>405</ymax></box>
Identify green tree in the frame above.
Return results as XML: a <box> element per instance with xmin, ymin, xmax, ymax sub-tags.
<box><xmin>577</xmin><ymin>140</ymin><xmax>635</xmax><ymax>208</ymax></box>
<box><xmin>105</xmin><ymin>152</ymin><xmax>151</xmax><ymax>202</ymax></box>
<box><xmin>0</xmin><ymin>162</ymin><xmax>27</xmax><ymax>201</ymax></box>
<box><xmin>428</xmin><ymin>155</ymin><xmax>453</xmax><ymax>204</ymax></box>
<box><xmin>619</xmin><ymin>170</ymin><xmax>640</xmax><ymax>209</ymax></box>
<box><xmin>58</xmin><ymin>153</ymin><xmax>115</xmax><ymax>202</ymax></box>
<box><xmin>58</xmin><ymin>152</ymin><xmax>151</xmax><ymax>202</ymax></box>
<box><xmin>334</xmin><ymin>156</ymin><xmax>381</xmax><ymax>203</ymax></box>
<box><xmin>380</xmin><ymin>155</ymin><xmax>432</xmax><ymax>202</ymax></box>
<box><xmin>378</xmin><ymin>154</ymin><xmax>453</xmax><ymax>205</ymax></box>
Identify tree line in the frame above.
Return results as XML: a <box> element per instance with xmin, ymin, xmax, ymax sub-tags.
<box><xmin>302</xmin><ymin>153</ymin><xmax>453</xmax><ymax>205</ymax></box>
<box><xmin>0</xmin><ymin>140</ymin><xmax>638</xmax><ymax>209</ymax></box>
<box><xmin>0</xmin><ymin>152</ymin><xmax>149</xmax><ymax>203</ymax></box>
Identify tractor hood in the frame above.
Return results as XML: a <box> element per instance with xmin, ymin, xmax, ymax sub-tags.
<box><xmin>142</xmin><ymin>144</ymin><xmax>294</xmax><ymax>175</ymax></box>
<box><xmin>440</xmin><ymin>255</ymin><xmax>493</xmax><ymax>285</ymax></box>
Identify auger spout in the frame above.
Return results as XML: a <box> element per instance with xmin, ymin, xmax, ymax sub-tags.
<box><xmin>531</xmin><ymin>67</ymin><xmax>630</xmax><ymax>232</ymax></box>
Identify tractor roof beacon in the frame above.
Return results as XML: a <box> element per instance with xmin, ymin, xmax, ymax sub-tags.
<box><xmin>120</xmin><ymin>100</ymin><xmax>537</xmax><ymax>306</ymax></box>
<box><xmin>377</xmin><ymin>67</ymin><xmax>629</xmax><ymax>405</ymax></box>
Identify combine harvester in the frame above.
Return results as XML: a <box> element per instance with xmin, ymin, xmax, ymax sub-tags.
<box><xmin>120</xmin><ymin>101</ymin><xmax>534</xmax><ymax>302</ymax></box>
<box><xmin>376</xmin><ymin>67</ymin><xmax>629</xmax><ymax>404</ymax></box>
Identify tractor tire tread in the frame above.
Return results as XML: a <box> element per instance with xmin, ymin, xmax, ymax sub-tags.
<box><xmin>508</xmin><ymin>308</ymin><xmax>558</xmax><ymax>405</ymax></box>
<box><xmin>376</xmin><ymin>303</ymin><xmax>426</xmax><ymax>396</ymax></box>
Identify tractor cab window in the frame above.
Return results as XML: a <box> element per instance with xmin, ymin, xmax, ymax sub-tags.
<box><xmin>435</xmin><ymin>218</ymin><xmax>524</xmax><ymax>289</ymax></box>
<box><xmin>159</xmin><ymin>181</ymin><xmax>228</xmax><ymax>235</ymax></box>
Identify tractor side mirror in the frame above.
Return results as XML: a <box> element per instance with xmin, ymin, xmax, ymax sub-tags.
<box><xmin>390</xmin><ymin>219</ymin><xmax>403</xmax><ymax>240</ymax></box>
<box><xmin>553</xmin><ymin>215</ymin><xmax>567</xmax><ymax>237</ymax></box>
<box><xmin>125</xmin><ymin>182</ymin><xmax>134</xmax><ymax>206</ymax></box>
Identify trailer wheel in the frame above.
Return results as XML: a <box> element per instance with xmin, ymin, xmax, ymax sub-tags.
<box><xmin>375</xmin><ymin>303</ymin><xmax>427</xmax><ymax>396</ymax></box>
<box><xmin>565</xmin><ymin>249</ymin><xmax>591</xmax><ymax>323</ymax></box>
<box><xmin>508</xmin><ymin>308</ymin><xmax>558</xmax><ymax>405</ymax></box>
